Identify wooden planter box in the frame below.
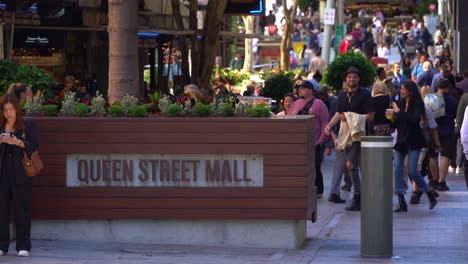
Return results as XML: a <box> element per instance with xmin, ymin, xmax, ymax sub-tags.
<box><xmin>30</xmin><ymin>116</ymin><xmax>317</xmax><ymax>248</ymax></box>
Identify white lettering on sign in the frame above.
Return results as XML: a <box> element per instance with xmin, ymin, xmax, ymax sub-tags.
<box><xmin>66</xmin><ymin>154</ymin><xmax>263</xmax><ymax>187</ymax></box>
<box><xmin>324</xmin><ymin>8</ymin><xmax>335</xmax><ymax>25</ymax></box>
<box><xmin>25</xmin><ymin>36</ymin><xmax>49</xmax><ymax>44</ymax></box>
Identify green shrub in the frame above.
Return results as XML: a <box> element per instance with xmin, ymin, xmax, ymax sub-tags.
<box><xmin>322</xmin><ymin>52</ymin><xmax>376</xmax><ymax>94</ymax></box>
<box><xmin>212</xmin><ymin>68</ymin><xmax>251</xmax><ymax>86</ymax></box>
<box><xmin>90</xmin><ymin>91</ymin><xmax>107</xmax><ymax>117</ymax></box>
<box><xmin>128</xmin><ymin>105</ymin><xmax>149</xmax><ymax>117</ymax></box>
<box><xmin>235</xmin><ymin>99</ymin><xmax>254</xmax><ymax>117</ymax></box>
<box><xmin>159</xmin><ymin>97</ymin><xmax>171</xmax><ymax>113</ymax></box>
<box><xmin>192</xmin><ymin>103</ymin><xmax>214</xmax><ymax>116</ymax></box>
<box><xmin>0</xmin><ymin>60</ymin><xmax>57</xmax><ymax>94</ymax></box>
<box><xmin>24</xmin><ymin>94</ymin><xmax>45</xmax><ymax>116</ymax></box>
<box><xmin>42</xmin><ymin>105</ymin><xmax>58</xmax><ymax>117</ymax></box>
<box><xmin>76</xmin><ymin>103</ymin><xmax>89</xmax><ymax>117</ymax></box>
<box><xmin>261</xmin><ymin>70</ymin><xmax>295</xmax><ymax>112</ymax></box>
<box><xmin>60</xmin><ymin>91</ymin><xmax>79</xmax><ymax>117</ymax></box>
<box><xmin>121</xmin><ymin>94</ymin><xmax>138</xmax><ymax>116</ymax></box>
<box><xmin>217</xmin><ymin>102</ymin><xmax>235</xmax><ymax>116</ymax></box>
<box><xmin>246</xmin><ymin>103</ymin><xmax>271</xmax><ymax>118</ymax></box>
<box><xmin>109</xmin><ymin>104</ymin><xmax>124</xmax><ymax>117</ymax></box>
<box><xmin>167</xmin><ymin>104</ymin><xmax>183</xmax><ymax>116</ymax></box>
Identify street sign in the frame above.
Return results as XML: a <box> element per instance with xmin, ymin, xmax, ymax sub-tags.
<box><xmin>324</xmin><ymin>8</ymin><xmax>335</xmax><ymax>25</ymax></box>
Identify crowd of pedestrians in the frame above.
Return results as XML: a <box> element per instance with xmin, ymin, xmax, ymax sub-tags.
<box><xmin>269</xmin><ymin>6</ymin><xmax>468</xmax><ymax>210</ymax></box>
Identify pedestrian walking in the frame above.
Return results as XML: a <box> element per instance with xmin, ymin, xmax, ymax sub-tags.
<box><xmin>290</xmin><ymin>81</ymin><xmax>329</xmax><ymax>197</ymax></box>
<box><xmin>389</xmin><ymin>80</ymin><xmax>438</xmax><ymax>212</ymax></box>
<box><xmin>0</xmin><ymin>93</ymin><xmax>39</xmax><ymax>257</ymax></box>
<box><xmin>325</xmin><ymin>67</ymin><xmax>375</xmax><ymax>211</ymax></box>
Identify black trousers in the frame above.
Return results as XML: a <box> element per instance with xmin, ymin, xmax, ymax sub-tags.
<box><xmin>0</xmin><ymin>173</ymin><xmax>32</xmax><ymax>253</ymax></box>
<box><xmin>315</xmin><ymin>144</ymin><xmax>324</xmax><ymax>195</ymax></box>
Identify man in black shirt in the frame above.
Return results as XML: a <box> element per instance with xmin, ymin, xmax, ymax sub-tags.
<box><xmin>325</xmin><ymin>66</ymin><xmax>375</xmax><ymax>211</ymax></box>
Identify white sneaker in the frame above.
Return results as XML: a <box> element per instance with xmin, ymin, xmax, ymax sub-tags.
<box><xmin>448</xmin><ymin>166</ymin><xmax>455</xmax><ymax>174</ymax></box>
<box><xmin>0</xmin><ymin>249</ymin><xmax>6</xmax><ymax>256</ymax></box>
<box><xmin>456</xmin><ymin>166</ymin><xmax>464</xmax><ymax>174</ymax></box>
<box><xmin>17</xmin><ymin>250</ymin><xmax>30</xmax><ymax>257</ymax></box>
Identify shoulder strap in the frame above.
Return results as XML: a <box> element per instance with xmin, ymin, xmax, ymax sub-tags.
<box><xmin>297</xmin><ymin>98</ymin><xmax>315</xmax><ymax>115</ymax></box>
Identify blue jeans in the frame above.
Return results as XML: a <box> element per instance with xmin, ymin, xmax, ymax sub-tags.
<box><xmin>394</xmin><ymin>147</ymin><xmax>430</xmax><ymax>194</ymax></box>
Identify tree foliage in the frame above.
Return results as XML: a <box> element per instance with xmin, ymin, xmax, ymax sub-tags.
<box><xmin>261</xmin><ymin>70</ymin><xmax>295</xmax><ymax>112</ymax></box>
<box><xmin>0</xmin><ymin>60</ymin><xmax>57</xmax><ymax>93</ymax></box>
<box><xmin>322</xmin><ymin>52</ymin><xmax>376</xmax><ymax>94</ymax></box>
<box><xmin>298</xmin><ymin>0</ymin><xmax>319</xmax><ymax>12</ymax></box>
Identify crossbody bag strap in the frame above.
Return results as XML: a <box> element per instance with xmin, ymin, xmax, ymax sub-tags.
<box><xmin>297</xmin><ymin>98</ymin><xmax>315</xmax><ymax>115</ymax></box>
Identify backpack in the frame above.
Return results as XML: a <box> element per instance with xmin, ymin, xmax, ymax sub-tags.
<box><xmin>424</xmin><ymin>93</ymin><xmax>446</xmax><ymax>119</ymax></box>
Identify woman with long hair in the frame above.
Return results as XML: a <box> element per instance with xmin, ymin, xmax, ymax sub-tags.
<box><xmin>0</xmin><ymin>93</ymin><xmax>38</xmax><ymax>257</ymax></box>
<box><xmin>390</xmin><ymin>80</ymin><xmax>438</xmax><ymax>212</ymax></box>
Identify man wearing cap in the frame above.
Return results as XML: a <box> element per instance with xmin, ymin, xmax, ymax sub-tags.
<box><xmin>290</xmin><ymin>81</ymin><xmax>329</xmax><ymax>197</ymax></box>
<box><xmin>435</xmin><ymin>79</ymin><xmax>459</xmax><ymax>191</ymax></box>
<box><xmin>325</xmin><ymin>66</ymin><xmax>375</xmax><ymax>211</ymax></box>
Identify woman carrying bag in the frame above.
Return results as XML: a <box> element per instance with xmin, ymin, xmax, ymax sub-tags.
<box><xmin>0</xmin><ymin>93</ymin><xmax>38</xmax><ymax>257</ymax></box>
<box><xmin>389</xmin><ymin>80</ymin><xmax>438</xmax><ymax>212</ymax></box>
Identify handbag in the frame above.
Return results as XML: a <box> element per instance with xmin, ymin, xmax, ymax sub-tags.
<box><xmin>21</xmin><ymin>131</ymin><xmax>43</xmax><ymax>177</ymax></box>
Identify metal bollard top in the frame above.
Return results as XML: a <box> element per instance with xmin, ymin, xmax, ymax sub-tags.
<box><xmin>361</xmin><ymin>136</ymin><xmax>393</xmax><ymax>148</ymax></box>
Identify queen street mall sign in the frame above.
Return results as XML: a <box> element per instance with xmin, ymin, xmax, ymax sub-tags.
<box><xmin>66</xmin><ymin>154</ymin><xmax>263</xmax><ymax>187</ymax></box>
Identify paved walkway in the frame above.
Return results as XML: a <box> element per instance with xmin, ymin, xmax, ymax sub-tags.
<box><xmin>2</xmin><ymin>154</ymin><xmax>468</xmax><ymax>264</ymax></box>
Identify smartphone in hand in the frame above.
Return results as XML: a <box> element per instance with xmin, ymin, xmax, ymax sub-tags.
<box><xmin>1</xmin><ymin>133</ymin><xmax>11</xmax><ymax>139</ymax></box>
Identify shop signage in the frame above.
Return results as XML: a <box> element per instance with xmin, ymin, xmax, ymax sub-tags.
<box><xmin>66</xmin><ymin>154</ymin><xmax>263</xmax><ymax>188</ymax></box>
<box><xmin>25</xmin><ymin>36</ymin><xmax>49</xmax><ymax>44</ymax></box>
<box><xmin>14</xmin><ymin>29</ymin><xmax>64</xmax><ymax>48</ymax></box>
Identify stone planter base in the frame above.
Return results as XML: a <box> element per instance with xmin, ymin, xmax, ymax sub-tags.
<box><xmin>32</xmin><ymin>219</ymin><xmax>306</xmax><ymax>249</ymax></box>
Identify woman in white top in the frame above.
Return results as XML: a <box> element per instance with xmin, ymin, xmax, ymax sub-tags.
<box><xmin>459</xmin><ymin>106</ymin><xmax>468</xmax><ymax>189</ymax></box>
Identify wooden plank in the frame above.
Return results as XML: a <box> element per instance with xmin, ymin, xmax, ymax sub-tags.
<box><xmin>39</xmin><ymin>132</ymin><xmax>308</xmax><ymax>144</ymax></box>
<box><xmin>264</xmin><ymin>177</ymin><xmax>307</xmax><ymax>187</ymax></box>
<box><xmin>40</xmin><ymin>154</ymin><xmax>310</xmax><ymax>166</ymax></box>
<box><xmin>31</xmin><ymin>187</ymin><xmax>307</xmax><ymax>198</ymax></box>
<box><xmin>31</xmin><ymin>208</ymin><xmax>307</xmax><ymax>220</ymax></box>
<box><xmin>35</xmin><ymin>118</ymin><xmax>312</xmax><ymax>134</ymax></box>
<box><xmin>38</xmin><ymin>143</ymin><xmax>308</xmax><ymax>155</ymax></box>
<box><xmin>32</xmin><ymin>175</ymin><xmax>307</xmax><ymax>188</ymax></box>
<box><xmin>31</xmin><ymin>197</ymin><xmax>307</xmax><ymax>209</ymax></box>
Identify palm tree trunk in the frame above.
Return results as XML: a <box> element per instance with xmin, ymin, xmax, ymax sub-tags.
<box><xmin>108</xmin><ymin>0</ymin><xmax>139</xmax><ymax>104</ymax></box>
